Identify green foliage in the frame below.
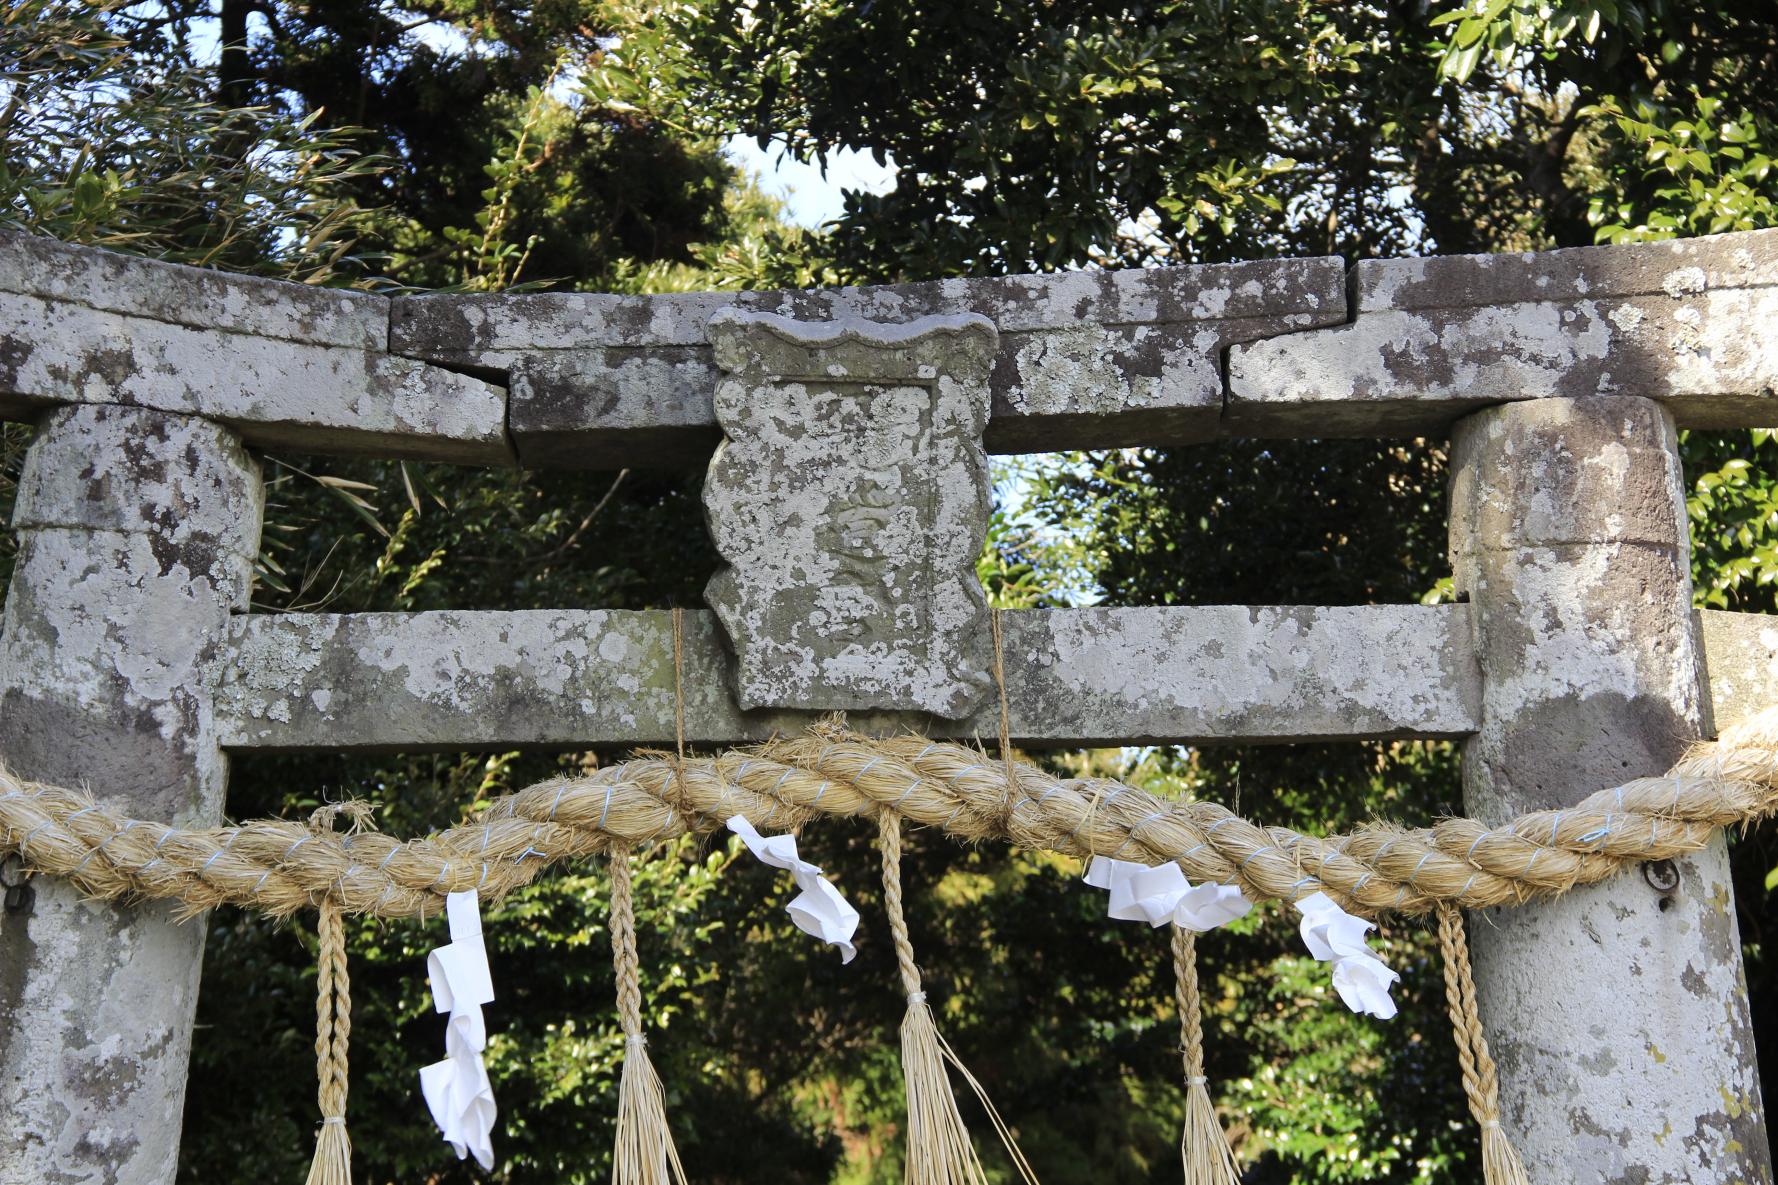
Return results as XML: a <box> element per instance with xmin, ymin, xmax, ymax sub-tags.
<box><xmin>1583</xmin><ymin>93</ymin><xmax>1777</xmax><ymax>243</ymax></box>
<box><xmin>436</xmin><ymin>66</ymin><xmax>567</xmax><ymax>293</ymax></box>
<box><xmin>584</xmin><ymin>0</ymin><xmax>1446</xmax><ymax>275</ymax></box>
<box><xmin>215</xmin><ymin>0</ymin><xmax>788</xmax><ymax>292</ymax></box>
<box><xmin>1</xmin><ymin>0</ymin><xmax>383</xmax><ymax>281</ymax></box>
<box><xmin>1430</xmin><ymin>0</ymin><xmax>1646</xmax><ymax>84</ymax></box>
<box><xmin>979</xmin><ymin>454</ymin><xmax>1122</xmax><ymax>610</ymax></box>
<box><xmin>1685</xmin><ymin>431</ymin><xmax>1778</xmax><ymax>612</ymax></box>
<box><xmin>1068</xmin><ymin>441</ymin><xmax>1451</xmax><ymax>609</ymax></box>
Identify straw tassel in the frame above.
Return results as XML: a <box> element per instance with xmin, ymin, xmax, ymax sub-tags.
<box><xmin>305</xmin><ymin>895</ymin><xmax>353</xmax><ymax>1185</ymax></box>
<box><xmin>1170</xmin><ymin>925</ymin><xmax>1240</xmax><ymax>1185</ymax></box>
<box><xmin>879</xmin><ymin>811</ymin><xmax>1038</xmax><ymax>1185</ymax></box>
<box><xmin>609</xmin><ymin>848</ymin><xmax>687</xmax><ymax>1185</ymax></box>
<box><xmin>1437</xmin><ymin>904</ymin><xmax>1530</xmax><ymax>1185</ymax></box>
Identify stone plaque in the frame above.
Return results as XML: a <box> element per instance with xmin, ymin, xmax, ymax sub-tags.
<box><xmin>703</xmin><ymin>309</ymin><xmax>998</xmax><ymax>716</ymax></box>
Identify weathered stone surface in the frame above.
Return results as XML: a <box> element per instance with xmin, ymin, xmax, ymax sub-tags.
<box><xmin>986</xmin><ymin>603</ymin><xmax>1480</xmax><ymax>744</ymax></box>
<box><xmin>0</xmin><ymin>294</ymin><xmax>513</xmax><ymax>463</ymax></box>
<box><xmin>0</xmin><ymin>230</ymin><xmax>386</xmax><ymax>348</ymax></box>
<box><xmin>1448</xmin><ymin>396</ymin><xmax>1770</xmax><ymax>1184</ymax></box>
<box><xmin>0</xmin><ymin>405</ymin><xmax>263</xmax><ymax>1185</ymax></box>
<box><xmin>218</xmin><ymin>609</ymin><xmax>744</xmax><ymax>751</ymax></box>
<box><xmin>1697</xmin><ymin>607</ymin><xmax>1778</xmax><ymax>730</ymax></box>
<box><xmin>215</xmin><ymin>604</ymin><xmax>1479</xmax><ymax>749</ymax></box>
<box><xmin>1230</xmin><ymin>228</ymin><xmax>1778</xmax><ymax>435</ymax></box>
<box><xmin>0</xmin><ymin>233</ymin><xmax>512</xmax><ymax>463</ymax></box>
<box><xmin>703</xmin><ymin>312</ymin><xmax>997</xmax><ymax>716</ymax></box>
<box><xmin>17</xmin><ymin>227</ymin><xmax>1778</xmax><ymax>470</ymax></box>
<box><xmin>392</xmin><ymin>257</ymin><xmax>1346</xmax><ymax>467</ymax></box>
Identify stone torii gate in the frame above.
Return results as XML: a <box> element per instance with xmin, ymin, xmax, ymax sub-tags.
<box><xmin>0</xmin><ymin>227</ymin><xmax>1774</xmax><ymax>1182</ymax></box>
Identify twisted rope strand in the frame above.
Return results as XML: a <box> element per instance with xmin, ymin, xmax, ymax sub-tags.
<box><xmin>304</xmin><ymin>895</ymin><xmax>352</xmax><ymax>1185</ymax></box>
<box><xmin>610</xmin><ymin>850</ymin><xmax>644</xmax><ymax>1039</ymax></box>
<box><xmin>4</xmin><ymin>708</ymin><xmax>1776</xmax><ymax>922</ymax></box>
<box><xmin>880</xmin><ymin>811</ymin><xmax>924</xmax><ymax>1000</ymax></box>
<box><xmin>316</xmin><ymin>899</ymin><xmax>351</xmax><ymax>1122</ymax></box>
<box><xmin>1171</xmin><ymin>926</ymin><xmax>1206</xmax><ymax>1085</ymax></box>
<box><xmin>1172</xmin><ymin>925</ymin><xmax>1241</xmax><ymax>1185</ymax></box>
<box><xmin>608</xmin><ymin>846</ymin><xmax>688</xmax><ymax>1185</ymax></box>
<box><xmin>1437</xmin><ymin>903</ymin><xmax>1530</xmax><ymax>1184</ymax></box>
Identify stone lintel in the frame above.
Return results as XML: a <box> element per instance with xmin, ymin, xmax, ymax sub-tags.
<box><xmin>0</xmin><ymin>233</ymin><xmax>512</xmax><ymax>463</ymax></box>
<box><xmin>13</xmin><ymin>229</ymin><xmax>1778</xmax><ymax>466</ymax></box>
<box><xmin>1229</xmin><ymin>229</ymin><xmax>1778</xmax><ymax>437</ymax></box>
<box><xmin>0</xmin><ymin>230</ymin><xmax>386</xmax><ymax>349</ymax></box>
<box><xmin>0</xmin><ymin>291</ymin><xmax>513</xmax><ymax>463</ymax></box>
<box><xmin>392</xmin><ymin>257</ymin><xmax>1348</xmax><ymax>468</ymax></box>
<box><xmin>215</xmin><ymin>604</ymin><xmax>1482</xmax><ymax>751</ymax></box>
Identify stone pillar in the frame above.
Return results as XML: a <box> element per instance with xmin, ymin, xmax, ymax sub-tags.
<box><xmin>1449</xmin><ymin>396</ymin><xmax>1770</xmax><ymax>1182</ymax></box>
<box><xmin>0</xmin><ymin>405</ymin><xmax>262</xmax><ymax>1184</ymax></box>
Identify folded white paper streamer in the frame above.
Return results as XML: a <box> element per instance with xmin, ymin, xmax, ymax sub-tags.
<box><xmin>420</xmin><ymin>890</ymin><xmax>498</xmax><ymax>1170</ymax></box>
<box><xmin>727</xmin><ymin>815</ymin><xmax>861</xmax><ymax>962</ymax></box>
<box><xmin>1083</xmin><ymin>856</ymin><xmax>1252</xmax><ymax>931</ymax></box>
<box><xmin>1294</xmin><ymin>890</ymin><xmax>1399</xmax><ymax>1020</ymax></box>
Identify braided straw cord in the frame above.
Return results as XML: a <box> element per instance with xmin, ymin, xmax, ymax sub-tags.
<box><xmin>305</xmin><ymin>895</ymin><xmax>352</xmax><ymax>1185</ymax></box>
<box><xmin>609</xmin><ymin>849</ymin><xmax>687</xmax><ymax>1185</ymax></box>
<box><xmin>881</xmin><ymin>812</ymin><xmax>1039</xmax><ymax>1185</ymax></box>
<box><xmin>1171</xmin><ymin>926</ymin><xmax>1240</xmax><ymax>1185</ymax></box>
<box><xmin>4</xmin><ymin>708</ymin><xmax>1777</xmax><ymax>923</ymax></box>
<box><xmin>880</xmin><ymin>811</ymin><xmax>926</xmax><ymax>1001</ymax></box>
<box><xmin>880</xmin><ymin>807</ymin><xmax>984</xmax><ymax>1185</ymax></box>
<box><xmin>610</xmin><ymin>851</ymin><xmax>646</xmax><ymax>1040</ymax></box>
<box><xmin>1437</xmin><ymin>904</ymin><xmax>1530</xmax><ymax>1185</ymax></box>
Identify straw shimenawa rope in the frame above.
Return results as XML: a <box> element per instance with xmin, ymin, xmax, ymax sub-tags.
<box><xmin>3</xmin><ymin>708</ymin><xmax>1777</xmax><ymax>924</ymax></box>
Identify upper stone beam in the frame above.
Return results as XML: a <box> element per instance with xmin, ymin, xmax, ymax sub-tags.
<box><xmin>0</xmin><ymin>233</ymin><xmax>512</xmax><ymax>464</ymax></box>
<box><xmin>390</xmin><ymin>258</ymin><xmax>1347</xmax><ymax>469</ymax></box>
<box><xmin>1228</xmin><ymin>228</ymin><xmax>1778</xmax><ymax>436</ymax></box>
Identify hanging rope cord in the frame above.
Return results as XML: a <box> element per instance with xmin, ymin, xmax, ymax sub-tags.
<box><xmin>1171</xmin><ymin>928</ymin><xmax>1208</xmax><ymax>1089</ymax></box>
<box><xmin>3</xmin><ymin>702</ymin><xmax>1775</xmax><ymax>922</ymax></box>
<box><xmin>314</xmin><ymin>899</ymin><xmax>352</xmax><ymax>1119</ymax></box>
<box><xmin>301</xmin><ymin>805</ymin><xmax>360</xmax><ymax>1185</ymax></box>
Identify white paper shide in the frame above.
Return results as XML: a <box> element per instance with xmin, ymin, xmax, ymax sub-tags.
<box><xmin>1294</xmin><ymin>890</ymin><xmax>1399</xmax><ymax>1020</ymax></box>
<box><xmin>1083</xmin><ymin>856</ymin><xmax>1252</xmax><ymax>931</ymax></box>
<box><xmin>727</xmin><ymin>815</ymin><xmax>861</xmax><ymax>962</ymax></box>
<box><xmin>420</xmin><ymin>889</ymin><xmax>498</xmax><ymax>1170</ymax></box>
